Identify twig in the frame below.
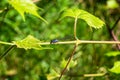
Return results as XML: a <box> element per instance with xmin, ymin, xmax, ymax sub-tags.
<box><xmin>0</xmin><ymin>45</ymin><xmax>15</xmax><ymax>61</ymax></box>
<box><xmin>0</xmin><ymin>41</ymin><xmax>14</xmax><ymax>45</ymax></box>
<box><xmin>39</xmin><ymin>40</ymin><xmax>120</xmax><ymax>45</ymax></box>
<box><xmin>67</xmin><ymin>73</ymin><xmax>106</xmax><ymax>77</ymax></box>
<box><xmin>106</xmin><ymin>17</ymin><xmax>120</xmax><ymax>50</ymax></box>
<box><xmin>58</xmin><ymin>44</ymin><xmax>77</xmax><ymax>80</ymax></box>
<box><xmin>0</xmin><ymin>5</ymin><xmax>9</xmax><ymax>27</ymax></box>
<box><xmin>1</xmin><ymin>40</ymin><xmax>120</xmax><ymax>46</ymax></box>
<box><xmin>84</xmin><ymin>73</ymin><xmax>105</xmax><ymax>77</ymax></box>
<box><xmin>111</xmin><ymin>17</ymin><xmax>120</xmax><ymax>30</ymax></box>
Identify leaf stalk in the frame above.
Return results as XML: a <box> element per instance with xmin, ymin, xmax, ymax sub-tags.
<box><xmin>74</xmin><ymin>17</ymin><xmax>78</xmax><ymax>39</ymax></box>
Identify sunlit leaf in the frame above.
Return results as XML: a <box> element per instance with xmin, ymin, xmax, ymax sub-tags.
<box><xmin>69</xmin><ymin>59</ymin><xmax>77</xmax><ymax>68</ymax></box>
<box><xmin>60</xmin><ymin>8</ymin><xmax>105</xmax><ymax>29</ymax></box>
<box><xmin>109</xmin><ymin>61</ymin><xmax>120</xmax><ymax>74</ymax></box>
<box><xmin>47</xmin><ymin>69</ymin><xmax>59</xmax><ymax>80</ymax></box>
<box><xmin>8</xmin><ymin>0</ymin><xmax>47</xmax><ymax>23</ymax></box>
<box><xmin>60</xmin><ymin>59</ymin><xmax>68</xmax><ymax>69</ymax></box>
<box><xmin>105</xmin><ymin>51</ymin><xmax>120</xmax><ymax>57</ymax></box>
<box><xmin>6</xmin><ymin>69</ymin><xmax>17</xmax><ymax>76</ymax></box>
<box><xmin>107</xmin><ymin>0</ymin><xmax>119</xmax><ymax>9</ymax></box>
<box><xmin>60</xmin><ymin>59</ymin><xmax>77</xmax><ymax>70</ymax></box>
<box><xmin>13</xmin><ymin>35</ymin><xmax>49</xmax><ymax>50</ymax></box>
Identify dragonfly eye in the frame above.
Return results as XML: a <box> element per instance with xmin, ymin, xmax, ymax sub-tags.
<box><xmin>50</xmin><ymin>39</ymin><xmax>59</xmax><ymax>44</ymax></box>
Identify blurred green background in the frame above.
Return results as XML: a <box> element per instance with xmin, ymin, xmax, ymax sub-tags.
<box><xmin>0</xmin><ymin>0</ymin><xmax>120</xmax><ymax>80</ymax></box>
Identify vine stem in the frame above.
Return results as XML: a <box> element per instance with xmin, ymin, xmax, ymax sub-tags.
<box><xmin>39</xmin><ymin>40</ymin><xmax>120</xmax><ymax>45</ymax></box>
<box><xmin>0</xmin><ymin>41</ymin><xmax>14</xmax><ymax>45</ymax></box>
<box><xmin>58</xmin><ymin>44</ymin><xmax>78</xmax><ymax>80</ymax></box>
<box><xmin>74</xmin><ymin>17</ymin><xmax>78</xmax><ymax>39</ymax></box>
<box><xmin>0</xmin><ymin>45</ymin><xmax>15</xmax><ymax>61</ymax></box>
<box><xmin>67</xmin><ymin>73</ymin><xmax>106</xmax><ymax>77</ymax></box>
<box><xmin>59</xmin><ymin>17</ymin><xmax>78</xmax><ymax>80</ymax></box>
<box><xmin>1</xmin><ymin>40</ymin><xmax>120</xmax><ymax>46</ymax></box>
<box><xmin>106</xmin><ymin>17</ymin><xmax>120</xmax><ymax>50</ymax></box>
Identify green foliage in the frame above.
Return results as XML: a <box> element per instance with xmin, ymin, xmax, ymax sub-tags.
<box><xmin>109</xmin><ymin>61</ymin><xmax>120</xmax><ymax>74</ymax></box>
<box><xmin>105</xmin><ymin>51</ymin><xmax>120</xmax><ymax>57</ymax></box>
<box><xmin>0</xmin><ymin>0</ymin><xmax>120</xmax><ymax>80</ymax></box>
<box><xmin>8</xmin><ymin>0</ymin><xmax>47</xmax><ymax>23</ymax></box>
<box><xmin>60</xmin><ymin>8</ymin><xmax>105</xmax><ymax>29</ymax></box>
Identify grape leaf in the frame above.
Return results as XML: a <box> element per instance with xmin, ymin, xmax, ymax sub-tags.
<box><xmin>13</xmin><ymin>35</ymin><xmax>50</xmax><ymax>50</ymax></box>
<box><xmin>109</xmin><ymin>61</ymin><xmax>120</xmax><ymax>74</ymax></box>
<box><xmin>8</xmin><ymin>0</ymin><xmax>47</xmax><ymax>23</ymax></box>
<box><xmin>60</xmin><ymin>8</ymin><xmax>105</xmax><ymax>29</ymax></box>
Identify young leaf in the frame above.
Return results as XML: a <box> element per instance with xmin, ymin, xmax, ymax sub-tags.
<box><xmin>8</xmin><ymin>0</ymin><xmax>47</xmax><ymax>23</ymax></box>
<box><xmin>105</xmin><ymin>51</ymin><xmax>120</xmax><ymax>57</ymax></box>
<box><xmin>13</xmin><ymin>35</ymin><xmax>49</xmax><ymax>50</ymax></box>
<box><xmin>60</xmin><ymin>59</ymin><xmax>77</xmax><ymax>70</ymax></box>
<box><xmin>47</xmin><ymin>69</ymin><xmax>60</xmax><ymax>80</ymax></box>
<box><xmin>109</xmin><ymin>61</ymin><xmax>120</xmax><ymax>74</ymax></box>
<box><xmin>60</xmin><ymin>8</ymin><xmax>105</xmax><ymax>29</ymax></box>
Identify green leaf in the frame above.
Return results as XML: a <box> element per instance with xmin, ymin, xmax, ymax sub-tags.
<box><xmin>109</xmin><ymin>61</ymin><xmax>120</xmax><ymax>74</ymax></box>
<box><xmin>13</xmin><ymin>35</ymin><xmax>49</xmax><ymax>50</ymax></box>
<box><xmin>105</xmin><ymin>51</ymin><xmax>120</xmax><ymax>57</ymax></box>
<box><xmin>60</xmin><ymin>8</ymin><xmax>105</xmax><ymax>29</ymax></box>
<box><xmin>8</xmin><ymin>0</ymin><xmax>47</xmax><ymax>23</ymax></box>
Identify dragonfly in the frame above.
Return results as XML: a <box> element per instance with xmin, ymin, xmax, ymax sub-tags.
<box><xmin>50</xmin><ymin>39</ymin><xmax>59</xmax><ymax>44</ymax></box>
<box><xmin>50</xmin><ymin>35</ymin><xmax>74</xmax><ymax>44</ymax></box>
